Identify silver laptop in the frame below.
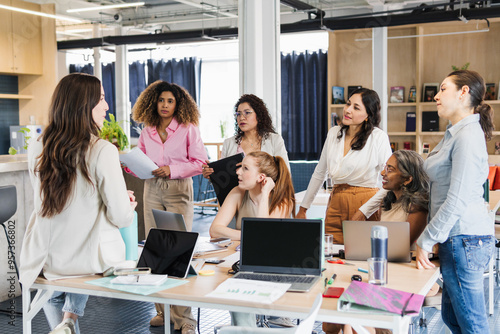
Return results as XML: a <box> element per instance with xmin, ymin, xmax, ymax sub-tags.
<box><xmin>342</xmin><ymin>220</ymin><xmax>411</xmax><ymax>262</ymax></box>
<box><xmin>152</xmin><ymin>209</ymin><xmax>227</xmax><ymax>256</ymax></box>
<box><xmin>233</xmin><ymin>218</ymin><xmax>323</xmax><ymax>292</ymax></box>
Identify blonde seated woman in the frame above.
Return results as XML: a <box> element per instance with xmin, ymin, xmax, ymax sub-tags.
<box><xmin>209</xmin><ymin>151</ymin><xmax>295</xmax><ymax>327</ymax></box>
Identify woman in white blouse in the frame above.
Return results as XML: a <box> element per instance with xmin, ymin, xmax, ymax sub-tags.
<box><xmin>202</xmin><ymin>94</ymin><xmax>290</xmax><ymax>178</ymax></box>
<box><xmin>296</xmin><ymin>88</ymin><xmax>392</xmax><ymax>244</ymax></box>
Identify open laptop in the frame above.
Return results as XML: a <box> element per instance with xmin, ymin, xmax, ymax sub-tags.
<box><xmin>152</xmin><ymin>209</ymin><xmax>227</xmax><ymax>256</ymax></box>
<box><xmin>342</xmin><ymin>221</ymin><xmax>411</xmax><ymax>262</ymax></box>
<box><xmin>137</xmin><ymin>228</ymin><xmax>199</xmax><ymax>278</ymax></box>
<box><xmin>233</xmin><ymin>217</ymin><xmax>323</xmax><ymax>292</ymax></box>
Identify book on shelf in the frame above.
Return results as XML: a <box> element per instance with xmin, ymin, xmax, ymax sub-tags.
<box><xmin>390</xmin><ymin>142</ymin><xmax>398</xmax><ymax>152</ymax></box>
<box><xmin>408</xmin><ymin>86</ymin><xmax>417</xmax><ymax>103</ymax></box>
<box><xmin>405</xmin><ymin>112</ymin><xmax>416</xmax><ymax>132</ymax></box>
<box><xmin>422</xmin><ymin>143</ymin><xmax>430</xmax><ymax>154</ymax></box>
<box><xmin>332</xmin><ymin>86</ymin><xmax>345</xmax><ymax>104</ymax></box>
<box><xmin>403</xmin><ymin>142</ymin><xmax>413</xmax><ymax>150</ymax></box>
<box><xmin>347</xmin><ymin>85</ymin><xmax>362</xmax><ymax>99</ymax></box>
<box><xmin>390</xmin><ymin>86</ymin><xmax>404</xmax><ymax>103</ymax></box>
<box><xmin>331</xmin><ymin>112</ymin><xmax>338</xmax><ymax>127</ymax></box>
<box><xmin>422</xmin><ymin>111</ymin><xmax>439</xmax><ymax>132</ymax></box>
<box><xmin>495</xmin><ymin>142</ymin><xmax>500</xmax><ymax>155</ymax></box>
<box><xmin>422</xmin><ymin>83</ymin><xmax>439</xmax><ymax>102</ymax></box>
<box><xmin>485</xmin><ymin>83</ymin><xmax>496</xmax><ymax>100</ymax></box>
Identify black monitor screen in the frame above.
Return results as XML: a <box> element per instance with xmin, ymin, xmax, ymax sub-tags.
<box><xmin>240</xmin><ymin>218</ymin><xmax>322</xmax><ymax>275</ymax></box>
<box><xmin>137</xmin><ymin>229</ymin><xmax>198</xmax><ymax>278</ymax></box>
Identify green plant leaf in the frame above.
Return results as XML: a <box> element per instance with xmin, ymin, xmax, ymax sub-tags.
<box><xmin>8</xmin><ymin>147</ymin><xmax>17</xmax><ymax>155</ymax></box>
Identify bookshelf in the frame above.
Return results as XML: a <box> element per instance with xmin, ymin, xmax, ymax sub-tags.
<box><xmin>327</xmin><ymin>19</ymin><xmax>500</xmax><ymax>155</ymax></box>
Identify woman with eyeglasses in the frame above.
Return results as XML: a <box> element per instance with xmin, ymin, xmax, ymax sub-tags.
<box><xmin>202</xmin><ymin>94</ymin><xmax>290</xmax><ymax>179</ymax></box>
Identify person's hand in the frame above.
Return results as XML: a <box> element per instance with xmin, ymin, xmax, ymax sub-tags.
<box><xmin>152</xmin><ymin>166</ymin><xmax>171</xmax><ymax>178</ymax></box>
<box><xmin>351</xmin><ymin>210</ymin><xmax>366</xmax><ymax>221</ymax></box>
<box><xmin>260</xmin><ymin>177</ymin><xmax>275</xmax><ymax>194</ymax></box>
<box><xmin>127</xmin><ymin>190</ymin><xmax>138</xmax><ymax>210</ymax></box>
<box><xmin>296</xmin><ymin>206</ymin><xmax>307</xmax><ymax>219</ymax></box>
<box><xmin>202</xmin><ymin>160</ymin><xmax>214</xmax><ymax>179</ymax></box>
<box><xmin>415</xmin><ymin>245</ymin><xmax>435</xmax><ymax>269</ymax></box>
<box><xmin>120</xmin><ymin>161</ymin><xmax>127</xmax><ymax>169</ymax></box>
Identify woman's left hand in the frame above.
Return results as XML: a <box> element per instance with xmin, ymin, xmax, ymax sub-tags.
<box><xmin>152</xmin><ymin>166</ymin><xmax>171</xmax><ymax>178</ymax></box>
<box><xmin>415</xmin><ymin>245</ymin><xmax>435</xmax><ymax>269</ymax></box>
<box><xmin>261</xmin><ymin>177</ymin><xmax>275</xmax><ymax>194</ymax></box>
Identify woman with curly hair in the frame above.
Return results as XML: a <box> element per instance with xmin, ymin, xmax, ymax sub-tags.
<box><xmin>130</xmin><ymin>80</ymin><xmax>206</xmax><ymax>332</ymax></box>
<box><xmin>202</xmin><ymin>94</ymin><xmax>289</xmax><ymax>179</ymax></box>
<box><xmin>297</xmin><ymin>89</ymin><xmax>392</xmax><ymax>244</ymax></box>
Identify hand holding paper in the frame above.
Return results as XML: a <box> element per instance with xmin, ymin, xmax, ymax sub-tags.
<box><xmin>119</xmin><ymin>147</ymin><xmax>159</xmax><ymax>179</ymax></box>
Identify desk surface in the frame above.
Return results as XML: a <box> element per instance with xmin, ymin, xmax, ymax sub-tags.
<box><xmin>28</xmin><ymin>244</ymin><xmax>439</xmax><ymax>333</ymax></box>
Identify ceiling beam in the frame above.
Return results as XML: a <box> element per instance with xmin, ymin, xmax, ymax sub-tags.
<box><xmin>173</xmin><ymin>0</ymin><xmax>237</xmax><ymax>18</ymax></box>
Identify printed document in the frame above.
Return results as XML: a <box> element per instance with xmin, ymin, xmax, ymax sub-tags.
<box><xmin>207</xmin><ymin>278</ymin><xmax>290</xmax><ymax>304</ymax></box>
<box><xmin>119</xmin><ymin>147</ymin><xmax>158</xmax><ymax>179</ymax></box>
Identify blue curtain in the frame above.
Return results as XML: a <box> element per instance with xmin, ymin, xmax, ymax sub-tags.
<box><xmin>69</xmin><ymin>63</ymin><xmax>116</xmax><ymax>120</ymax></box>
<box><xmin>147</xmin><ymin>57</ymin><xmax>201</xmax><ymax>104</ymax></box>
<box><xmin>281</xmin><ymin>51</ymin><xmax>328</xmax><ymax>161</ymax></box>
<box><xmin>129</xmin><ymin>61</ymin><xmax>147</xmax><ymax>137</ymax></box>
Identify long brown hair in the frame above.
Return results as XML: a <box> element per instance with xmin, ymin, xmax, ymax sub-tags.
<box><xmin>36</xmin><ymin>73</ymin><xmax>101</xmax><ymax>217</ymax></box>
<box><xmin>448</xmin><ymin>70</ymin><xmax>494</xmax><ymax>140</ymax></box>
<box><xmin>247</xmin><ymin>151</ymin><xmax>296</xmax><ymax>217</ymax></box>
<box><xmin>132</xmin><ymin>80</ymin><xmax>200</xmax><ymax>127</ymax></box>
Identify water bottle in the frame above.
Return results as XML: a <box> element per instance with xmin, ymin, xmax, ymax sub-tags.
<box><xmin>371</xmin><ymin>225</ymin><xmax>388</xmax><ymax>259</ymax></box>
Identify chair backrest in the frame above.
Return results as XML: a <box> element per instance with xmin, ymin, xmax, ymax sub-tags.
<box><xmin>295</xmin><ymin>293</ymin><xmax>322</xmax><ymax>334</ymax></box>
<box><xmin>0</xmin><ymin>185</ymin><xmax>17</xmax><ymax>224</ymax></box>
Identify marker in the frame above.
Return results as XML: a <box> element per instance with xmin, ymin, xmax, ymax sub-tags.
<box><xmin>224</xmin><ymin>242</ymin><xmax>234</xmax><ymax>248</ymax></box>
<box><xmin>328</xmin><ymin>273</ymin><xmax>337</xmax><ymax>285</ymax></box>
<box><xmin>358</xmin><ymin>268</ymin><xmax>369</xmax><ymax>274</ymax></box>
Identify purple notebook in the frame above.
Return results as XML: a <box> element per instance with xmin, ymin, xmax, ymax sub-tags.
<box><xmin>338</xmin><ymin>281</ymin><xmax>425</xmax><ymax>316</ymax></box>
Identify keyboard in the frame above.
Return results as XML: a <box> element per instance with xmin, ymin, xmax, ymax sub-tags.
<box><xmin>233</xmin><ymin>272</ymin><xmax>316</xmax><ymax>284</ymax></box>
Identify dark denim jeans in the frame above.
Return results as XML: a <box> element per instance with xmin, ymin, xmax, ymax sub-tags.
<box><xmin>439</xmin><ymin>235</ymin><xmax>494</xmax><ymax>334</ymax></box>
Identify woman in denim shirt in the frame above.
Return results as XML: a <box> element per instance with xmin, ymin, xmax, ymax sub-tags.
<box><xmin>416</xmin><ymin>70</ymin><xmax>495</xmax><ymax>334</ymax></box>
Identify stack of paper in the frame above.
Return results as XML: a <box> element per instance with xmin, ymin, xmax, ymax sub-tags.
<box><xmin>207</xmin><ymin>278</ymin><xmax>290</xmax><ymax>304</ymax></box>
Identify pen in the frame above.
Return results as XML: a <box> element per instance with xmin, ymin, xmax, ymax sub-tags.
<box><xmin>136</xmin><ymin>275</ymin><xmax>140</xmax><ymax>282</ymax></box>
<box><xmin>328</xmin><ymin>273</ymin><xmax>337</xmax><ymax>285</ymax></box>
<box><xmin>358</xmin><ymin>268</ymin><xmax>369</xmax><ymax>274</ymax></box>
<box><xmin>224</xmin><ymin>242</ymin><xmax>234</xmax><ymax>248</ymax></box>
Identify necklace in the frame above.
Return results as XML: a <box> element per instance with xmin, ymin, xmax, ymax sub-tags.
<box><xmin>246</xmin><ymin>136</ymin><xmax>261</xmax><ymax>147</ymax></box>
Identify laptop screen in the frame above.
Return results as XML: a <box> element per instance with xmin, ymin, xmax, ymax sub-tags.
<box><xmin>137</xmin><ymin>228</ymin><xmax>199</xmax><ymax>278</ymax></box>
<box><xmin>240</xmin><ymin>218</ymin><xmax>322</xmax><ymax>275</ymax></box>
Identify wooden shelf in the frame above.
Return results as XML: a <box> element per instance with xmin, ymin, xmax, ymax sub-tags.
<box><xmin>330</xmin><ymin>104</ymin><xmax>345</xmax><ymax>109</ymax></box>
<box><xmin>388</xmin><ymin>132</ymin><xmax>416</xmax><ymax>136</ymax></box>
<box><xmin>388</xmin><ymin>103</ymin><xmax>417</xmax><ymax>107</ymax></box>
<box><xmin>419</xmin><ymin>132</ymin><xmax>445</xmax><ymax>136</ymax></box>
<box><xmin>0</xmin><ymin>94</ymin><xmax>33</xmax><ymax>100</ymax></box>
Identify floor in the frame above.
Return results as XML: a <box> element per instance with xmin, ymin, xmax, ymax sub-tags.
<box><xmin>1</xmin><ymin>208</ymin><xmax>500</xmax><ymax>334</ymax></box>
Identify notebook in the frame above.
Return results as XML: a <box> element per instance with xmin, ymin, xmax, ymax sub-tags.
<box><xmin>233</xmin><ymin>217</ymin><xmax>323</xmax><ymax>292</ymax></box>
<box><xmin>137</xmin><ymin>228</ymin><xmax>199</xmax><ymax>278</ymax></box>
<box><xmin>342</xmin><ymin>221</ymin><xmax>411</xmax><ymax>262</ymax></box>
<box><xmin>208</xmin><ymin>153</ymin><xmax>244</xmax><ymax>205</ymax></box>
<box><xmin>152</xmin><ymin>209</ymin><xmax>227</xmax><ymax>256</ymax></box>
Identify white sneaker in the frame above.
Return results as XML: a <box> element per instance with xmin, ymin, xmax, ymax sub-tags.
<box><xmin>267</xmin><ymin>317</ymin><xmax>295</xmax><ymax>327</ymax></box>
<box><xmin>49</xmin><ymin>318</ymin><xmax>77</xmax><ymax>334</ymax></box>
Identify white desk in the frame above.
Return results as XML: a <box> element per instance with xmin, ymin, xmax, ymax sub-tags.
<box><xmin>23</xmin><ymin>244</ymin><xmax>439</xmax><ymax>334</ymax></box>
<box><xmin>295</xmin><ymin>189</ymin><xmax>330</xmax><ymax>220</ymax></box>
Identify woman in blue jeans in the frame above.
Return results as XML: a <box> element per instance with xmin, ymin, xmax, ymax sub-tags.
<box><xmin>20</xmin><ymin>73</ymin><xmax>136</xmax><ymax>334</ymax></box>
<box><xmin>416</xmin><ymin>70</ymin><xmax>495</xmax><ymax>334</ymax></box>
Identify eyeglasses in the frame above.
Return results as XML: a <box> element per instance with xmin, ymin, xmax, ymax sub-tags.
<box><xmin>234</xmin><ymin>110</ymin><xmax>254</xmax><ymax>118</ymax></box>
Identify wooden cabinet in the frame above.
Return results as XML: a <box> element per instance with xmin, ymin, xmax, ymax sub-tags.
<box><xmin>327</xmin><ymin>20</ymin><xmax>500</xmax><ymax>154</ymax></box>
<box><xmin>0</xmin><ymin>0</ymin><xmax>42</xmax><ymax>75</ymax></box>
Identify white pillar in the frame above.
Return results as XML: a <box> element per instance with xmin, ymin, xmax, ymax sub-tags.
<box><xmin>93</xmin><ymin>24</ymin><xmax>102</xmax><ymax>81</ymax></box>
<box><xmin>238</xmin><ymin>0</ymin><xmax>281</xmax><ymax>132</ymax></box>
<box><xmin>372</xmin><ymin>27</ymin><xmax>387</xmax><ymax>132</ymax></box>
<box><xmin>115</xmin><ymin>32</ymin><xmax>130</xmax><ymax>145</ymax></box>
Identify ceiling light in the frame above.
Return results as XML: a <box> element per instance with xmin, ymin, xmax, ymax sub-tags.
<box><xmin>0</xmin><ymin>4</ymin><xmax>83</xmax><ymax>23</ymax></box>
<box><xmin>67</xmin><ymin>2</ymin><xmax>145</xmax><ymax>13</ymax></box>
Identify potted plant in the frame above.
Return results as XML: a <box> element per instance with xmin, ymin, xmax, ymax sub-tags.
<box><xmin>8</xmin><ymin>127</ymin><xmax>31</xmax><ymax>155</ymax></box>
<box><xmin>99</xmin><ymin>114</ymin><xmax>129</xmax><ymax>151</ymax></box>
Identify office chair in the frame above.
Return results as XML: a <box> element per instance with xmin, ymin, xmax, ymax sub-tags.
<box><xmin>217</xmin><ymin>294</ymin><xmax>322</xmax><ymax>334</ymax></box>
<box><xmin>0</xmin><ymin>185</ymin><xmax>19</xmax><ymax>284</ymax></box>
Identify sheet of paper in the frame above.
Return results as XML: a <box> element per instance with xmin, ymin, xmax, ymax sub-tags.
<box><xmin>119</xmin><ymin>147</ymin><xmax>158</xmax><ymax>179</ymax></box>
<box><xmin>110</xmin><ymin>274</ymin><xmax>168</xmax><ymax>286</ymax></box>
<box><xmin>217</xmin><ymin>251</ymin><xmax>240</xmax><ymax>268</ymax></box>
<box><xmin>206</xmin><ymin>278</ymin><xmax>290</xmax><ymax>304</ymax></box>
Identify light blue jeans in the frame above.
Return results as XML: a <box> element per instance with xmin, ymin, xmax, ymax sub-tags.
<box><xmin>43</xmin><ymin>292</ymin><xmax>89</xmax><ymax>334</ymax></box>
<box><xmin>439</xmin><ymin>235</ymin><xmax>494</xmax><ymax>334</ymax></box>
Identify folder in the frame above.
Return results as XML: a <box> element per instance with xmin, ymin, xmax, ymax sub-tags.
<box><xmin>208</xmin><ymin>153</ymin><xmax>244</xmax><ymax>205</ymax></box>
<box><xmin>338</xmin><ymin>281</ymin><xmax>425</xmax><ymax>316</ymax></box>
